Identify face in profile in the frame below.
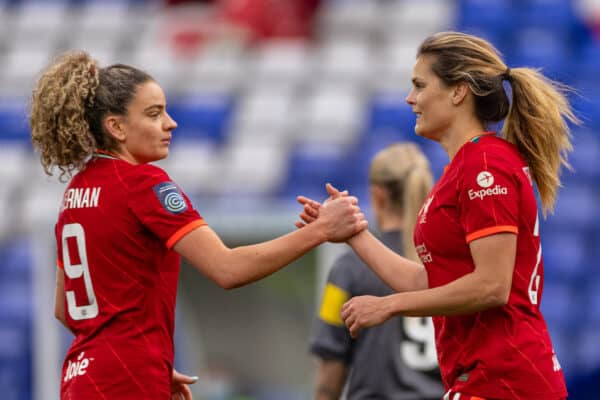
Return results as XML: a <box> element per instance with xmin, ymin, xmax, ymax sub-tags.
<box><xmin>117</xmin><ymin>81</ymin><xmax>178</xmax><ymax>164</ymax></box>
<box><xmin>405</xmin><ymin>54</ymin><xmax>456</xmax><ymax>142</ymax></box>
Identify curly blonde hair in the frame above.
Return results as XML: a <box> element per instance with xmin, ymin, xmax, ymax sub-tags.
<box><xmin>369</xmin><ymin>143</ymin><xmax>433</xmax><ymax>263</ymax></box>
<box><xmin>418</xmin><ymin>31</ymin><xmax>579</xmax><ymax>216</ymax></box>
<box><xmin>30</xmin><ymin>51</ymin><xmax>153</xmax><ymax>180</ymax></box>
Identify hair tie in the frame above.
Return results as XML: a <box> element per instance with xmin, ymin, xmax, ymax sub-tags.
<box><xmin>503</xmin><ymin>67</ymin><xmax>511</xmax><ymax>81</ymax></box>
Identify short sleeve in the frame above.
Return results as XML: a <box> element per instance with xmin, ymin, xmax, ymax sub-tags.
<box><xmin>458</xmin><ymin>149</ymin><xmax>520</xmax><ymax>243</ymax></box>
<box><xmin>127</xmin><ymin>165</ymin><xmax>206</xmax><ymax>248</ymax></box>
<box><xmin>309</xmin><ymin>252</ymin><xmax>356</xmax><ymax>363</ymax></box>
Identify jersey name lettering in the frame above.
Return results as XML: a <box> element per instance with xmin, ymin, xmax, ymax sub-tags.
<box><xmin>63</xmin><ymin>187</ymin><xmax>101</xmax><ymax>209</ymax></box>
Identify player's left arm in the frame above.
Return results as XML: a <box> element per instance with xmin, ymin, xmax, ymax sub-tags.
<box><xmin>342</xmin><ymin>233</ymin><xmax>516</xmax><ymax>336</ymax></box>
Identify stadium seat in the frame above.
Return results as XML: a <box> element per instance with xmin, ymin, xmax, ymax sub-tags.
<box><xmin>233</xmin><ymin>87</ymin><xmax>295</xmax><ymax>134</ymax></box>
<box><xmin>457</xmin><ymin>0</ymin><xmax>513</xmax><ymax>33</ymax></box>
<box><xmin>508</xmin><ymin>27</ymin><xmax>572</xmax><ymax>81</ymax></box>
<box><xmin>250</xmin><ymin>40</ymin><xmax>312</xmax><ymax>88</ymax></box>
<box><xmin>188</xmin><ymin>43</ymin><xmax>248</xmax><ymax>92</ymax></box>
<box><xmin>160</xmin><ymin>140</ymin><xmax>224</xmax><ymax>196</ymax></box>
<box><xmin>295</xmin><ymin>84</ymin><xmax>366</xmax><ymax>148</ymax></box>
<box><xmin>542</xmin><ymin>230</ymin><xmax>587</xmax><ymax>283</ymax></box>
<box><xmin>381</xmin><ymin>0</ymin><xmax>456</xmax><ymax>39</ymax></box>
<box><xmin>366</xmin><ymin>92</ymin><xmax>417</xmax><ymax>138</ymax></box>
<box><xmin>0</xmin><ymin>99</ymin><xmax>30</xmax><ymax>142</ymax></box>
<box><xmin>168</xmin><ymin>93</ymin><xmax>234</xmax><ymax>145</ymax></box>
<box><xmin>317</xmin><ymin>0</ymin><xmax>379</xmax><ymax>40</ymax></box>
<box><xmin>218</xmin><ymin>143</ymin><xmax>287</xmax><ymax>195</ymax></box>
<box><xmin>568</xmin><ymin>129</ymin><xmax>600</xmax><ymax>180</ymax></box>
<box><xmin>315</xmin><ymin>37</ymin><xmax>372</xmax><ymax>85</ymax></box>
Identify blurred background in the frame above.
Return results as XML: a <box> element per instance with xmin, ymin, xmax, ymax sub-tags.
<box><xmin>0</xmin><ymin>0</ymin><xmax>599</xmax><ymax>399</ymax></box>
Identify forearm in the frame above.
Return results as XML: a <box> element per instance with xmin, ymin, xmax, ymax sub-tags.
<box><xmin>314</xmin><ymin>359</ymin><xmax>347</xmax><ymax>400</ymax></box>
<box><xmin>384</xmin><ymin>270</ymin><xmax>507</xmax><ymax>318</ymax></box>
<box><xmin>194</xmin><ymin>222</ymin><xmax>327</xmax><ymax>289</ymax></box>
<box><xmin>228</xmin><ymin>225</ymin><xmax>327</xmax><ymax>287</ymax></box>
<box><xmin>348</xmin><ymin>230</ymin><xmax>428</xmax><ymax>292</ymax></box>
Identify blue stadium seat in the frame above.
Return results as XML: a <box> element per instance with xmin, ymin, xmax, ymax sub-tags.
<box><xmin>457</xmin><ymin>0</ymin><xmax>513</xmax><ymax>34</ymax></box>
<box><xmin>575</xmin><ymin>41</ymin><xmax>600</xmax><ymax>85</ymax></box>
<box><xmin>549</xmin><ymin>183</ymin><xmax>598</xmax><ymax>231</ymax></box>
<box><xmin>366</xmin><ymin>93</ymin><xmax>416</xmax><ymax>138</ymax></box>
<box><xmin>508</xmin><ymin>28</ymin><xmax>572</xmax><ymax>81</ymax></box>
<box><xmin>279</xmin><ymin>144</ymin><xmax>353</xmax><ymax>202</ymax></box>
<box><xmin>542</xmin><ymin>230</ymin><xmax>587</xmax><ymax>283</ymax></box>
<box><xmin>519</xmin><ymin>0</ymin><xmax>576</xmax><ymax>29</ymax></box>
<box><xmin>541</xmin><ymin>283</ymin><xmax>579</xmax><ymax>328</ymax></box>
<box><xmin>571</xmin><ymin>84</ymin><xmax>600</xmax><ymax>131</ymax></box>
<box><xmin>568</xmin><ymin>129</ymin><xmax>600</xmax><ymax>180</ymax></box>
<box><xmin>0</xmin><ymin>98</ymin><xmax>29</xmax><ymax>143</ymax></box>
<box><xmin>168</xmin><ymin>94</ymin><xmax>235</xmax><ymax>145</ymax></box>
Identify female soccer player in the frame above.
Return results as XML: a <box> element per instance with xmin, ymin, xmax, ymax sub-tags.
<box><xmin>299</xmin><ymin>31</ymin><xmax>577</xmax><ymax>399</ymax></box>
<box><xmin>29</xmin><ymin>51</ymin><xmax>367</xmax><ymax>400</ymax></box>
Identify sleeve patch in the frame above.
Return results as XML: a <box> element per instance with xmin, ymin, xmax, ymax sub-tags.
<box><xmin>153</xmin><ymin>182</ymin><xmax>188</xmax><ymax>214</ymax></box>
<box><xmin>319</xmin><ymin>283</ymin><xmax>349</xmax><ymax>326</ymax></box>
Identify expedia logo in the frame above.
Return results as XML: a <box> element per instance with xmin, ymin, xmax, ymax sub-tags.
<box><xmin>476</xmin><ymin>171</ymin><xmax>494</xmax><ymax>188</ymax></box>
<box><xmin>468</xmin><ymin>185</ymin><xmax>508</xmax><ymax>200</ymax></box>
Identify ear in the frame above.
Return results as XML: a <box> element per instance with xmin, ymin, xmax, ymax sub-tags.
<box><xmin>451</xmin><ymin>81</ymin><xmax>470</xmax><ymax>106</ymax></box>
<box><xmin>103</xmin><ymin>115</ymin><xmax>126</xmax><ymax>142</ymax></box>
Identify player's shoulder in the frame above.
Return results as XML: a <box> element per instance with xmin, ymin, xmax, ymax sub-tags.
<box><xmin>133</xmin><ymin>162</ymin><xmax>170</xmax><ymax>179</ymax></box>
<box><xmin>119</xmin><ymin>163</ymin><xmax>173</xmax><ymax>189</ymax></box>
<box><xmin>461</xmin><ymin>135</ymin><xmax>523</xmax><ymax>170</ymax></box>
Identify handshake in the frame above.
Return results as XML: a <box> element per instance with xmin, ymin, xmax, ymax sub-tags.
<box><xmin>294</xmin><ymin>183</ymin><xmax>368</xmax><ymax>243</ymax></box>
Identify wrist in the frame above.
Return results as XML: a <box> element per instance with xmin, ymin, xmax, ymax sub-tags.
<box><xmin>382</xmin><ymin>294</ymin><xmax>400</xmax><ymax>319</ymax></box>
<box><xmin>306</xmin><ymin>218</ymin><xmax>329</xmax><ymax>245</ymax></box>
<box><xmin>347</xmin><ymin>228</ymin><xmax>368</xmax><ymax>247</ymax></box>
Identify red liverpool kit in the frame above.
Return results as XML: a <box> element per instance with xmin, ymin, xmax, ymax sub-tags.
<box><xmin>414</xmin><ymin>134</ymin><xmax>567</xmax><ymax>399</ymax></box>
<box><xmin>55</xmin><ymin>154</ymin><xmax>206</xmax><ymax>399</ymax></box>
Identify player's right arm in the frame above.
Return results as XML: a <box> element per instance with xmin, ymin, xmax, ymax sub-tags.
<box><xmin>314</xmin><ymin>359</ymin><xmax>347</xmax><ymax>400</ymax></box>
<box><xmin>298</xmin><ymin>185</ymin><xmax>427</xmax><ymax>293</ymax></box>
<box><xmin>174</xmin><ymin>196</ymin><xmax>366</xmax><ymax>290</ymax></box>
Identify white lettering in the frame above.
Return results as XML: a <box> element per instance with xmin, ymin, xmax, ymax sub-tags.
<box><xmin>90</xmin><ymin>187</ymin><xmax>101</xmax><ymax>207</ymax></box>
<box><xmin>64</xmin><ymin>189</ymin><xmax>74</xmax><ymax>209</ymax></box>
<box><xmin>81</xmin><ymin>189</ymin><xmax>90</xmax><ymax>208</ymax></box>
<box><xmin>73</xmin><ymin>188</ymin><xmax>82</xmax><ymax>208</ymax></box>
<box><xmin>63</xmin><ymin>352</ymin><xmax>94</xmax><ymax>382</ymax></box>
<box><xmin>63</xmin><ymin>187</ymin><xmax>101</xmax><ymax>210</ymax></box>
<box><xmin>415</xmin><ymin>243</ymin><xmax>433</xmax><ymax>264</ymax></box>
<box><xmin>468</xmin><ymin>185</ymin><xmax>508</xmax><ymax>200</ymax></box>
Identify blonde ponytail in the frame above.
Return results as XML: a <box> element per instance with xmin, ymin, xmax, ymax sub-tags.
<box><xmin>369</xmin><ymin>143</ymin><xmax>433</xmax><ymax>262</ymax></box>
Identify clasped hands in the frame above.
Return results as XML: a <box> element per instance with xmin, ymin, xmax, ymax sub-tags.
<box><xmin>295</xmin><ymin>183</ymin><xmax>368</xmax><ymax>243</ymax></box>
<box><xmin>295</xmin><ymin>183</ymin><xmax>389</xmax><ymax>338</ymax></box>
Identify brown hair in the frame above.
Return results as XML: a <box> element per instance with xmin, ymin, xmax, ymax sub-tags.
<box><xmin>417</xmin><ymin>31</ymin><xmax>579</xmax><ymax>216</ymax></box>
<box><xmin>369</xmin><ymin>143</ymin><xmax>433</xmax><ymax>262</ymax></box>
<box><xmin>30</xmin><ymin>51</ymin><xmax>154</xmax><ymax>180</ymax></box>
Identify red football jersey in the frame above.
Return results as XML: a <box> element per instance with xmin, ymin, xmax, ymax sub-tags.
<box><xmin>55</xmin><ymin>154</ymin><xmax>205</xmax><ymax>399</ymax></box>
<box><xmin>414</xmin><ymin>134</ymin><xmax>567</xmax><ymax>399</ymax></box>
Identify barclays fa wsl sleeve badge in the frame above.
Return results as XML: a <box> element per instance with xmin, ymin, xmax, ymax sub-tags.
<box><xmin>153</xmin><ymin>182</ymin><xmax>188</xmax><ymax>214</ymax></box>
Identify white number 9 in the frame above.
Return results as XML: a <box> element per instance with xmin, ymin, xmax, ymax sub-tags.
<box><xmin>401</xmin><ymin>317</ymin><xmax>438</xmax><ymax>370</ymax></box>
<box><xmin>62</xmin><ymin>223</ymin><xmax>99</xmax><ymax>320</ymax></box>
